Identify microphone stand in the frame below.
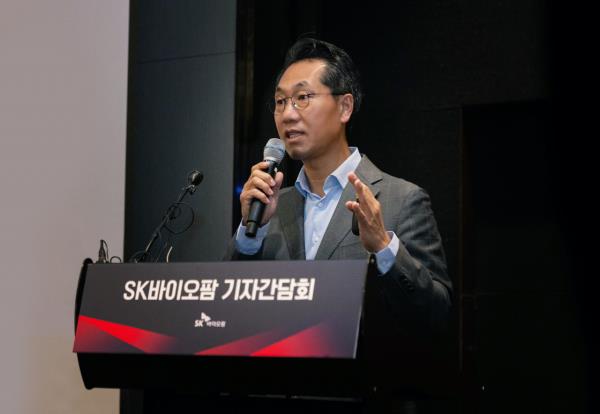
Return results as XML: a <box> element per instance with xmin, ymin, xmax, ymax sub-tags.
<box><xmin>136</xmin><ymin>172</ymin><xmax>202</xmax><ymax>263</ymax></box>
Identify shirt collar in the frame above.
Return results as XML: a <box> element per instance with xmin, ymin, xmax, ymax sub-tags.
<box><xmin>295</xmin><ymin>147</ymin><xmax>362</xmax><ymax>198</ymax></box>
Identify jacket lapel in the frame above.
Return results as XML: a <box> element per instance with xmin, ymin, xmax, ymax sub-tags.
<box><xmin>278</xmin><ymin>188</ymin><xmax>306</xmax><ymax>260</ymax></box>
<box><xmin>314</xmin><ymin>156</ymin><xmax>382</xmax><ymax>260</ymax></box>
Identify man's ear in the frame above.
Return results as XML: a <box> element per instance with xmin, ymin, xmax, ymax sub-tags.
<box><xmin>339</xmin><ymin>94</ymin><xmax>354</xmax><ymax>124</ymax></box>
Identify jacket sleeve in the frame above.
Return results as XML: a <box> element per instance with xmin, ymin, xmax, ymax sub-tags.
<box><xmin>378</xmin><ymin>186</ymin><xmax>453</xmax><ymax>334</ymax></box>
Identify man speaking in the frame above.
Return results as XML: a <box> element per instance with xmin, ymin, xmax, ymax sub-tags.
<box><xmin>225</xmin><ymin>38</ymin><xmax>452</xmax><ymax>332</ymax></box>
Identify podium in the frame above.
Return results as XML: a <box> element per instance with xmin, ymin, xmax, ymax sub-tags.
<box><xmin>73</xmin><ymin>259</ymin><xmax>381</xmax><ymax>397</ymax></box>
<box><xmin>74</xmin><ymin>258</ymin><xmax>456</xmax><ymax>412</ymax></box>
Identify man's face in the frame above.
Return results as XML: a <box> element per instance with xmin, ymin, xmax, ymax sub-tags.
<box><xmin>274</xmin><ymin>59</ymin><xmax>347</xmax><ymax>163</ymax></box>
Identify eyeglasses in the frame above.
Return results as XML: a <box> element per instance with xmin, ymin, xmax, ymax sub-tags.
<box><xmin>271</xmin><ymin>91</ymin><xmax>342</xmax><ymax>114</ymax></box>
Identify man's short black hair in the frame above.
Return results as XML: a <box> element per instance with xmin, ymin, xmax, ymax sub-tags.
<box><xmin>276</xmin><ymin>37</ymin><xmax>363</xmax><ymax>114</ymax></box>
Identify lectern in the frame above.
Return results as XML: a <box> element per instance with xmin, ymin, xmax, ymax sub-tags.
<box><xmin>73</xmin><ymin>259</ymin><xmax>381</xmax><ymax>396</ymax></box>
<box><xmin>74</xmin><ymin>258</ymin><xmax>455</xmax><ymax>413</ymax></box>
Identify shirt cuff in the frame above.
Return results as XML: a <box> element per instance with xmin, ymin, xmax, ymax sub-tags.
<box><xmin>235</xmin><ymin>220</ymin><xmax>270</xmax><ymax>255</ymax></box>
<box><xmin>375</xmin><ymin>231</ymin><xmax>400</xmax><ymax>274</ymax></box>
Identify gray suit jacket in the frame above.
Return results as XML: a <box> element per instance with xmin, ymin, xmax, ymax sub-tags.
<box><xmin>225</xmin><ymin>156</ymin><xmax>452</xmax><ymax>331</ymax></box>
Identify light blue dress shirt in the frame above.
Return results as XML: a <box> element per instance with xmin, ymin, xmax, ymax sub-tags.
<box><xmin>235</xmin><ymin>148</ymin><xmax>400</xmax><ymax>274</ymax></box>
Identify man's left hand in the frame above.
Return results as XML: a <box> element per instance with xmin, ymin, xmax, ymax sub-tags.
<box><xmin>345</xmin><ymin>172</ymin><xmax>391</xmax><ymax>252</ymax></box>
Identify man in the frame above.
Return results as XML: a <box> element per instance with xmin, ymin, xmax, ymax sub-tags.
<box><xmin>226</xmin><ymin>38</ymin><xmax>451</xmax><ymax>331</ymax></box>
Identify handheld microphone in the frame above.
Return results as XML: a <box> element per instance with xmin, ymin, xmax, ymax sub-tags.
<box><xmin>245</xmin><ymin>138</ymin><xmax>285</xmax><ymax>237</ymax></box>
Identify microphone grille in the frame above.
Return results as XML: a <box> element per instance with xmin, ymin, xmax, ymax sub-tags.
<box><xmin>263</xmin><ymin>138</ymin><xmax>286</xmax><ymax>164</ymax></box>
<box><xmin>188</xmin><ymin>170</ymin><xmax>204</xmax><ymax>186</ymax></box>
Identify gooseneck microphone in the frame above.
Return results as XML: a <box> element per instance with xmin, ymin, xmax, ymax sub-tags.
<box><xmin>188</xmin><ymin>170</ymin><xmax>204</xmax><ymax>192</ymax></box>
<box><xmin>245</xmin><ymin>138</ymin><xmax>285</xmax><ymax>237</ymax></box>
<box><xmin>134</xmin><ymin>169</ymin><xmax>204</xmax><ymax>262</ymax></box>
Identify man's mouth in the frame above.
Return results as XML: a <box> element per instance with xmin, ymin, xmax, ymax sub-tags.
<box><xmin>285</xmin><ymin>129</ymin><xmax>304</xmax><ymax>140</ymax></box>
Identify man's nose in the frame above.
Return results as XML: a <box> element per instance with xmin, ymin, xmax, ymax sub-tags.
<box><xmin>281</xmin><ymin>100</ymin><xmax>301</xmax><ymax>121</ymax></box>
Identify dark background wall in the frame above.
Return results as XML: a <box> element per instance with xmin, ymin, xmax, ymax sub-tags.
<box><xmin>124</xmin><ymin>1</ymin><xmax>590</xmax><ymax>413</ymax></box>
<box><xmin>236</xmin><ymin>2</ymin><xmax>588</xmax><ymax>413</ymax></box>
<box><xmin>125</xmin><ymin>0</ymin><xmax>236</xmax><ymax>263</ymax></box>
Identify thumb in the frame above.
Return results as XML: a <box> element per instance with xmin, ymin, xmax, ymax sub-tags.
<box><xmin>273</xmin><ymin>171</ymin><xmax>284</xmax><ymax>194</ymax></box>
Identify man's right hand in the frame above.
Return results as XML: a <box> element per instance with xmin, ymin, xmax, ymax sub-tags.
<box><xmin>240</xmin><ymin>161</ymin><xmax>284</xmax><ymax>227</ymax></box>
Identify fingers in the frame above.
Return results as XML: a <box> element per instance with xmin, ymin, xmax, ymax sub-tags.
<box><xmin>348</xmin><ymin>172</ymin><xmax>377</xmax><ymax>207</ymax></box>
<box><xmin>245</xmin><ymin>170</ymin><xmax>283</xmax><ymax>205</ymax></box>
<box><xmin>247</xmin><ymin>175</ymin><xmax>274</xmax><ymax>196</ymax></box>
<box><xmin>345</xmin><ymin>199</ymin><xmax>368</xmax><ymax>220</ymax></box>
<box><xmin>240</xmin><ymin>162</ymin><xmax>284</xmax><ymax>222</ymax></box>
<box><xmin>345</xmin><ymin>199</ymin><xmax>363</xmax><ymax>219</ymax></box>
<box><xmin>245</xmin><ymin>162</ymin><xmax>276</xmax><ymax>193</ymax></box>
<box><xmin>250</xmin><ymin>161</ymin><xmax>271</xmax><ymax>172</ymax></box>
<box><xmin>346</xmin><ymin>172</ymin><xmax>382</xmax><ymax>226</ymax></box>
<box><xmin>243</xmin><ymin>188</ymin><xmax>271</xmax><ymax>205</ymax></box>
<box><xmin>272</xmin><ymin>171</ymin><xmax>284</xmax><ymax>194</ymax></box>
<box><xmin>345</xmin><ymin>174</ymin><xmax>390</xmax><ymax>252</ymax></box>
<box><xmin>250</xmin><ymin>162</ymin><xmax>276</xmax><ymax>187</ymax></box>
